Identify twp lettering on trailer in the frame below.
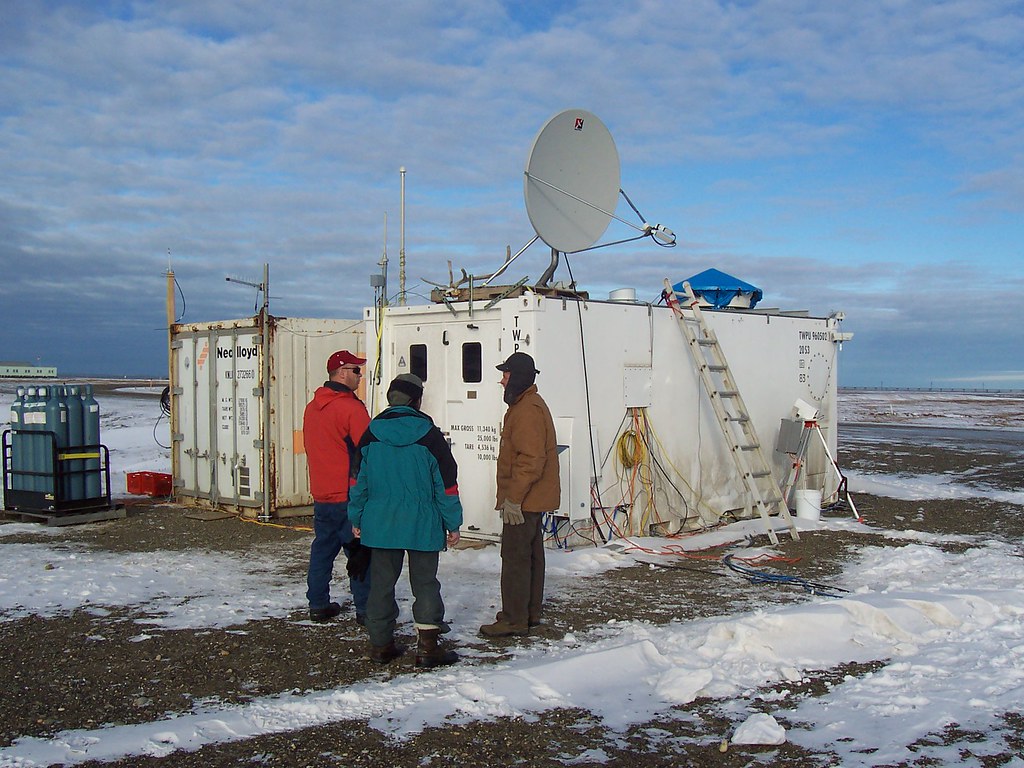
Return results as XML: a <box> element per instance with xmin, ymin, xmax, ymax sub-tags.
<box><xmin>510</xmin><ymin>314</ymin><xmax>528</xmax><ymax>352</ymax></box>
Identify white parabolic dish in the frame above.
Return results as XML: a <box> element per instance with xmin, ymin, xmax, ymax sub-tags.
<box><xmin>524</xmin><ymin>109</ymin><xmax>621</xmax><ymax>254</ymax></box>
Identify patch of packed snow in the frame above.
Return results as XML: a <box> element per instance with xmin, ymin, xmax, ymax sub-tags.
<box><xmin>0</xmin><ymin>386</ymin><xmax>1022</xmax><ymax>766</ymax></box>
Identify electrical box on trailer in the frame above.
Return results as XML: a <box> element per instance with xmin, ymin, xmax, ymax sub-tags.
<box><xmin>776</xmin><ymin>418</ymin><xmax>806</xmax><ymax>455</ymax></box>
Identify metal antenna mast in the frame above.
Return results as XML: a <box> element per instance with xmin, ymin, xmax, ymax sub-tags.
<box><xmin>379</xmin><ymin>212</ymin><xmax>389</xmax><ymax>306</ymax></box>
<box><xmin>225</xmin><ymin>264</ymin><xmax>272</xmax><ymax>522</ymax></box>
<box><xmin>399</xmin><ymin>166</ymin><xmax>406</xmax><ymax>305</ymax></box>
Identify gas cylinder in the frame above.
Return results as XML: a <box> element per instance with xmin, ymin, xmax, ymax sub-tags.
<box><xmin>82</xmin><ymin>384</ymin><xmax>102</xmax><ymax>499</ymax></box>
<box><xmin>64</xmin><ymin>385</ymin><xmax>85</xmax><ymax>501</ymax></box>
<box><xmin>24</xmin><ymin>387</ymin><xmax>43</xmax><ymax>492</ymax></box>
<box><xmin>10</xmin><ymin>387</ymin><xmax>25</xmax><ymax>492</ymax></box>
<box><xmin>43</xmin><ymin>386</ymin><xmax>68</xmax><ymax>498</ymax></box>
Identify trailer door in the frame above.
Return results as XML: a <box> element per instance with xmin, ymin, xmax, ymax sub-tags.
<box><xmin>390</xmin><ymin>319</ymin><xmax>504</xmax><ymax>540</ymax></box>
<box><xmin>173</xmin><ymin>332</ymin><xmax>216</xmax><ymax>502</ymax></box>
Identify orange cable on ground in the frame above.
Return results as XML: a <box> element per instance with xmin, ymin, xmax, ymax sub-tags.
<box><xmin>617</xmin><ymin>535</ymin><xmax>732</xmax><ymax>560</ymax></box>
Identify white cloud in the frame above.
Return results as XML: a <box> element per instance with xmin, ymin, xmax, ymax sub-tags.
<box><xmin>0</xmin><ymin>1</ymin><xmax>1021</xmax><ymax>381</ymax></box>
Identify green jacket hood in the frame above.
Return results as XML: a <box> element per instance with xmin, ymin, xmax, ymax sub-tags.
<box><xmin>369</xmin><ymin>406</ymin><xmax>433</xmax><ymax>446</ymax></box>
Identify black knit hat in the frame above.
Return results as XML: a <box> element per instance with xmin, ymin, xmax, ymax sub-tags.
<box><xmin>387</xmin><ymin>373</ymin><xmax>424</xmax><ymax>406</ymax></box>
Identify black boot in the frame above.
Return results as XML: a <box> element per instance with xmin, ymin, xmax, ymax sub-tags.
<box><xmin>369</xmin><ymin>640</ymin><xmax>405</xmax><ymax>664</ymax></box>
<box><xmin>415</xmin><ymin>628</ymin><xmax>458</xmax><ymax>669</ymax></box>
<box><xmin>309</xmin><ymin>602</ymin><xmax>342</xmax><ymax>622</ymax></box>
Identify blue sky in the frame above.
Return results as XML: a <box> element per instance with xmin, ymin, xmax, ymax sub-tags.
<box><xmin>1</xmin><ymin>0</ymin><xmax>1021</xmax><ymax>387</ymax></box>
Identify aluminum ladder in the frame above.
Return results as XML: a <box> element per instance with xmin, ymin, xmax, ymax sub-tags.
<box><xmin>663</xmin><ymin>279</ymin><xmax>799</xmax><ymax>544</ymax></box>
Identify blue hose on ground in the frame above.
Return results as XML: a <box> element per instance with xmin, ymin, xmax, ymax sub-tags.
<box><xmin>723</xmin><ymin>554</ymin><xmax>849</xmax><ymax>598</ymax></box>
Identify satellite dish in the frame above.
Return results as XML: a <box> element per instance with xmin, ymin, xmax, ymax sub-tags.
<box><xmin>524</xmin><ymin>109</ymin><xmax>620</xmax><ymax>254</ymax></box>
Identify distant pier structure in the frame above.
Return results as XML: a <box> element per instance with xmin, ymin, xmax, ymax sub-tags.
<box><xmin>0</xmin><ymin>361</ymin><xmax>57</xmax><ymax>379</ymax></box>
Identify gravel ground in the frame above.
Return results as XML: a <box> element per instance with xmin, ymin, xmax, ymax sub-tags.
<box><xmin>1</xmin><ymin>423</ymin><xmax>1023</xmax><ymax>767</ymax></box>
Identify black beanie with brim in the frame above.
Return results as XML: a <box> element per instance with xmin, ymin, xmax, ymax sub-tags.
<box><xmin>387</xmin><ymin>374</ymin><xmax>424</xmax><ymax>406</ymax></box>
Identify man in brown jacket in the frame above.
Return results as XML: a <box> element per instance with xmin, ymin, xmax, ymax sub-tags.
<box><xmin>480</xmin><ymin>352</ymin><xmax>560</xmax><ymax>638</ymax></box>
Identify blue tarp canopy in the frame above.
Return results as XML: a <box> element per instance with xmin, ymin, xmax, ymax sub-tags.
<box><xmin>672</xmin><ymin>268</ymin><xmax>763</xmax><ymax>309</ymax></box>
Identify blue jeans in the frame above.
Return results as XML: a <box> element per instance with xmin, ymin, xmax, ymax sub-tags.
<box><xmin>306</xmin><ymin>501</ymin><xmax>370</xmax><ymax>616</ymax></box>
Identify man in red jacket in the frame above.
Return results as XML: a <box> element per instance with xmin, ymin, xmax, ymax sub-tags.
<box><xmin>304</xmin><ymin>349</ymin><xmax>371</xmax><ymax>623</ymax></box>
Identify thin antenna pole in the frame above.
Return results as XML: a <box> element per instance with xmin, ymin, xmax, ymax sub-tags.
<box><xmin>399</xmin><ymin>166</ymin><xmax>406</xmax><ymax>306</ymax></box>
<box><xmin>260</xmin><ymin>262</ymin><xmax>272</xmax><ymax>522</ymax></box>
<box><xmin>223</xmin><ymin>264</ymin><xmax>272</xmax><ymax>519</ymax></box>
<box><xmin>166</xmin><ymin>256</ymin><xmax>177</xmax><ymax>491</ymax></box>
<box><xmin>380</xmin><ymin>212</ymin><xmax>389</xmax><ymax>307</ymax></box>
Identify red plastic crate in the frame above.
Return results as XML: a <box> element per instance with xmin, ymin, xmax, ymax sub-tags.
<box><xmin>126</xmin><ymin>471</ymin><xmax>172</xmax><ymax>497</ymax></box>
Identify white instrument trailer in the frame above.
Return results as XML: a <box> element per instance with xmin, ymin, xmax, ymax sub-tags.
<box><xmin>363</xmin><ymin>289</ymin><xmax>845</xmax><ymax>545</ymax></box>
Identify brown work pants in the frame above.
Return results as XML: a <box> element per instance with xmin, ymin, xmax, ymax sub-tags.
<box><xmin>499</xmin><ymin>511</ymin><xmax>546</xmax><ymax>626</ymax></box>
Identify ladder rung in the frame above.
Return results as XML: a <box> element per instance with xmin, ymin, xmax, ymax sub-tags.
<box><xmin>737</xmin><ymin>443</ymin><xmax>760</xmax><ymax>451</ymax></box>
<box><xmin>696</xmin><ymin>338</ymin><xmax>717</xmax><ymax>346</ymax></box>
<box><xmin>706</xmin><ymin>364</ymin><xmax>728</xmax><ymax>372</ymax></box>
<box><xmin>750</xmin><ymin>469</ymin><xmax>772</xmax><ymax>478</ymax></box>
<box><xmin>718</xmin><ymin>390</ymin><xmax>739</xmax><ymax>398</ymax></box>
<box><xmin>726</xmin><ymin>415</ymin><xmax>750</xmax><ymax>423</ymax></box>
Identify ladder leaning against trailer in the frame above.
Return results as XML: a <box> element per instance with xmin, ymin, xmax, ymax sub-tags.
<box><xmin>662</xmin><ymin>278</ymin><xmax>799</xmax><ymax>544</ymax></box>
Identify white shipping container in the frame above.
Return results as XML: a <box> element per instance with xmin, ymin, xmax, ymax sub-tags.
<box><xmin>171</xmin><ymin>315</ymin><xmax>364</xmax><ymax>517</ymax></box>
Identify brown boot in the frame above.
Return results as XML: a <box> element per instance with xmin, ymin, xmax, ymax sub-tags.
<box><xmin>415</xmin><ymin>628</ymin><xmax>458</xmax><ymax>668</ymax></box>
<box><xmin>495</xmin><ymin>610</ymin><xmax>542</xmax><ymax>628</ymax></box>
<box><xmin>479</xmin><ymin>619</ymin><xmax>529</xmax><ymax>638</ymax></box>
<box><xmin>369</xmin><ymin>640</ymin><xmax>405</xmax><ymax>664</ymax></box>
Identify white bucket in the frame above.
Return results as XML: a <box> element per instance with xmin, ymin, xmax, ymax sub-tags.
<box><xmin>794</xmin><ymin>489</ymin><xmax>822</xmax><ymax>521</ymax></box>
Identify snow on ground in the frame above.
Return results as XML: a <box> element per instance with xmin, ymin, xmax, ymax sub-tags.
<box><xmin>848</xmin><ymin>471</ymin><xmax>1024</xmax><ymax>505</ymax></box>
<box><xmin>838</xmin><ymin>388</ymin><xmax>1024</xmax><ymax>429</ymax></box>
<box><xmin>0</xmin><ymin>387</ymin><xmax>1022</xmax><ymax>766</ymax></box>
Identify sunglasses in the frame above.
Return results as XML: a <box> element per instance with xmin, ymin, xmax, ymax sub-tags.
<box><xmin>340</xmin><ymin>366</ymin><xmax>362</xmax><ymax>375</ymax></box>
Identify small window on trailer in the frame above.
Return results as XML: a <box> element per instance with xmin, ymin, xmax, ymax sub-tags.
<box><xmin>410</xmin><ymin>343</ymin><xmax>428</xmax><ymax>381</ymax></box>
<box><xmin>462</xmin><ymin>342</ymin><xmax>482</xmax><ymax>383</ymax></box>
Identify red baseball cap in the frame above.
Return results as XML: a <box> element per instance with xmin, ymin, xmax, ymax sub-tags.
<box><xmin>327</xmin><ymin>350</ymin><xmax>366</xmax><ymax>372</ymax></box>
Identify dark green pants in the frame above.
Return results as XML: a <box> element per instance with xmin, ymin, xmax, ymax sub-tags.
<box><xmin>366</xmin><ymin>548</ymin><xmax>444</xmax><ymax>647</ymax></box>
<box><xmin>499</xmin><ymin>511</ymin><xmax>545</xmax><ymax>626</ymax></box>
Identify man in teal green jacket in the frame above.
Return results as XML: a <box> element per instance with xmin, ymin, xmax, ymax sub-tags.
<box><xmin>349</xmin><ymin>373</ymin><xmax>463</xmax><ymax>668</ymax></box>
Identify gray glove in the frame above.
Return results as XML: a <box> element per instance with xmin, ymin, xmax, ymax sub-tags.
<box><xmin>500</xmin><ymin>499</ymin><xmax>525</xmax><ymax>526</ymax></box>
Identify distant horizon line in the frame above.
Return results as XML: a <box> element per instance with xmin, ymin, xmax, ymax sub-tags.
<box><xmin>5</xmin><ymin>374</ymin><xmax>1021</xmax><ymax>396</ymax></box>
<box><xmin>839</xmin><ymin>386</ymin><xmax>1024</xmax><ymax>394</ymax></box>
